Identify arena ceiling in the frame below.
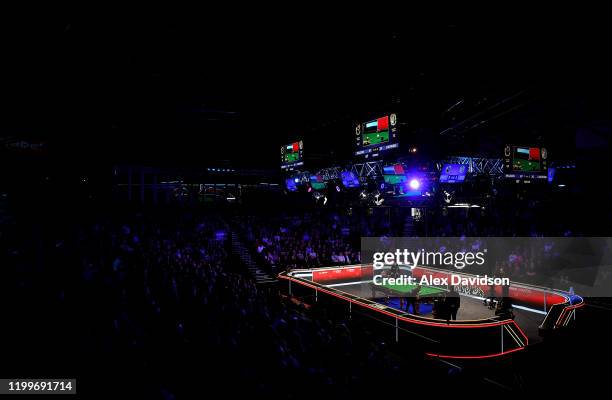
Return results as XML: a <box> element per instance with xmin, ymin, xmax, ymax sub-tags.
<box><xmin>3</xmin><ymin>15</ymin><xmax>611</xmax><ymax>169</ymax></box>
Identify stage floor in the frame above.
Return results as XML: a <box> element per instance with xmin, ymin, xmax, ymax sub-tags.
<box><xmin>331</xmin><ymin>281</ymin><xmax>544</xmax><ymax>343</ymax></box>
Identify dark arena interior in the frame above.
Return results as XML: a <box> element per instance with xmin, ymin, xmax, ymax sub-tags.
<box><xmin>2</xmin><ymin>12</ymin><xmax>612</xmax><ymax>398</ymax></box>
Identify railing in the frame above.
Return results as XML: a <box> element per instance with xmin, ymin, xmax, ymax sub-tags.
<box><xmin>279</xmin><ymin>265</ymin><xmax>530</xmax><ymax>359</ymax></box>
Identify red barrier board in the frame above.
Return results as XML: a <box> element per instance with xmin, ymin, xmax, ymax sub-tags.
<box><xmin>313</xmin><ymin>265</ymin><xmax>371</xmax><ymax>284</ymax></box>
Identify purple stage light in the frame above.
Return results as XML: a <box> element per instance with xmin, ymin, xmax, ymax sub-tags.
<box><xmin>409</xmin><ymin>179</ymin><xmax>420</xmax><ymax>190</ymax></box>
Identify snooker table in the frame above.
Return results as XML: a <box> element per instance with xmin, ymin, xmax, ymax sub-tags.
<box><xmin>370</xmin><ymin>282</ymin><xmax>448</xmax><ymax>299</ymax></box>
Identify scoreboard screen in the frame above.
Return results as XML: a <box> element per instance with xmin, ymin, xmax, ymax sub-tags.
<box><xmin>340</xmin><ymin>171</ymin><xmax>360</xmax><ymax>188</ymax></box>
<box><xmin>504</xmin><ymin>145</ymin><xmax>548</xmax><ymax>180</ymax></box>
<box><xmin>285</xmin><ymin>178</ymin><xmax>298</xmax><ymax>192</ymax></box>
<box><xmin>383</xmin><ymin>174</ymin><xmax>407</xmax><ymax>185</ymax></box>
<box><xmin>281</xmin><ymin>141</ymin><xmax>304</xmax><ymax>169</ymax></box>
<box><xmin>310</xmin><ymin>175</ymin><xmax>326</xmax><ymax>190</ymax></box>
<box><xmin>355</xmin><ymin>114</ymin><xmax>399</xmax><ymax>158</ymax></box>
<box><xmin>383</xmin><ymin>164</ymin><xmax>405</xmax><ymax>175</ymax></box>
<box><xmin>382</xmin><ymin>163</ymin><xmax>407</xmax><ymax>185</ymax></box>
<box><xmin>440</xmin><ymin>164</ymin><xmax>467</xmax><ymax>183</ymax></box>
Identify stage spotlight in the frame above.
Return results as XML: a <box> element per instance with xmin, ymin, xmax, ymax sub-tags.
<box><xmin>336</xmin><ymin>185</ymin><xmax>341</xmax><ymax>192</ymax></box>
<box><xmin>312</xmin><ymin>191</ymin><xmax>327</xmax><ymax>206</ymax></box>
<box><xmin>443</xmin><ymin>190</ymin><xmax>453</xmax><ymax>204</ymax></box>
<box><xmin>372</xmin><ymin>191</ymin><xmax>384</xmax><ymax>206</ymax></box>
<box><xmin>294</xmin><ymin>178</ymin><xmax>300</xmax><ymax>183</ymax></box>
<box><xmin>409</xmin><ymin>179</ymin><xmax>420</xmax><ymax>190</ymax></box>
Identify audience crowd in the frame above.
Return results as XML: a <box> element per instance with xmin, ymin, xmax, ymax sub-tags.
<box><xmin>6</xmin><ymin>209</ymin><xmax>439</xmax><ymax>398</ymax></box>
<box><xmin>237</xmin><ymin>211</ymin><xmax>363</xmax><ymax>272</ymax></box>
<box><xmin>235</xmin><ymin>203</ymin><xmax>577</xmax><ymax>285</ymax></box>
<box><xmin>2</xmin><ymin>200</ymin><xmax>592</xmax><ymax>398</ymax></box>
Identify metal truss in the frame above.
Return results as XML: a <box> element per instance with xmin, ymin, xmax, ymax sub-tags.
<box><xmin>289</xmin><ymin>157</ymin><xmax>503</xmax><ymax>183</ymax></box>
<box><xmin>295</xmin><ymin>161</ymin><xmax>385</xmax><ymax>182</ymax></box>
<box><xmin>446</xmin><ymin>157</ymin><xmax>503</xmax><ymax>176</ymax></box>
<box><xmin>349</xmin><ymin>161</ymin><xmax>384</xmax><ymax>178</ymax></box>
<box><xmin>315</xmin><ymin>166</ymin><xmax>341</xmax><ymax>181</ymax></box>
<box><xmin>294</xmin><ymin>157</ymin><xmax>504</xmax><ymax>182</ymax></box>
